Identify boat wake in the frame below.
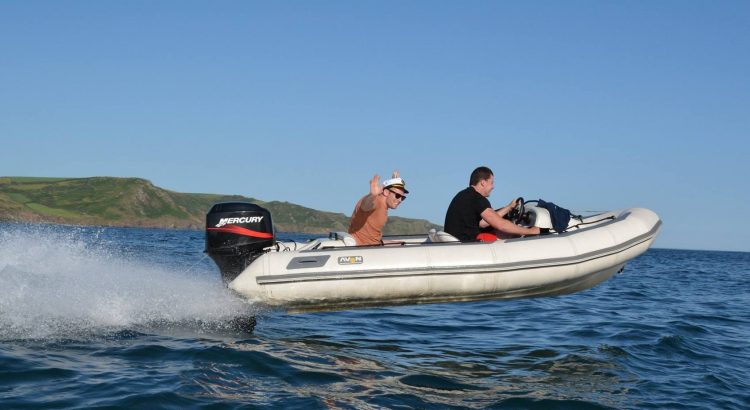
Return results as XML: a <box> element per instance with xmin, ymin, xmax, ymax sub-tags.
<box><xmin>0</xmin><ymin>224</ymin><xmax>256</xmax><ymax>340</ymax></box>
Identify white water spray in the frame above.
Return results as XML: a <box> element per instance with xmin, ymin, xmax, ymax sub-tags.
<box><xmin>0</xmin><ymin>224</ymin><xmax>256</xmax><ymax>339</ymax></box>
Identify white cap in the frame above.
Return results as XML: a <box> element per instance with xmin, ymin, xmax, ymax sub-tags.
<box><xmin>383</xmin><ymin>177</ymin><xmax>409</xmax><ymax>193</ymax></box>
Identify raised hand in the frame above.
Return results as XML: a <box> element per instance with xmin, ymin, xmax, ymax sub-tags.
<box><xmin>358</xmin><ymin>174</ymin><xmax>384</xmax><ymax>212</ymax></box>
<box><xmin>370</xmin><ymin>174</ymin><xmax>383</xmax><ymax>197</ymax></box>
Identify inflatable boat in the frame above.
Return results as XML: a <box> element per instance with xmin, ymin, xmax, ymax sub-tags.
<box><xmin>205</xmin><ymin>201</ymin><xmax>661</xmax><ymax>313</ymax></box>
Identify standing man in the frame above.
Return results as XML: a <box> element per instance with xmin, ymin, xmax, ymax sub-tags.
<box><xmin>348</xmin><ymin>171</ymin><xmax>409</xmax><ymax>245</ymax></box>
<box><xmin>444</xmin><ymin>166</ymin><xmax>540</xmax><ymax>242</ymax></box>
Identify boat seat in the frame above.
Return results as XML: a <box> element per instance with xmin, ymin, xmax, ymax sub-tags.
<box><xmin>328</xmin><ymin>231</ymin><xmax>358</xmax><ymax>246</ymax></box>
<box><xmin>427</xmin><ymin>228</ymin><xmax>459</xmax><ymax>243</ymax></box>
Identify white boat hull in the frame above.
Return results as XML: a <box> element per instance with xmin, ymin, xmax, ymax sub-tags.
<box><xmin>229</xmin><ymin>208</ymin><xmax>661</xmax><ymax>312</ymax></box>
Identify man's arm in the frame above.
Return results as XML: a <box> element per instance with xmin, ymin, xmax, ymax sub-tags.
<box><xmin>480</xmin><ymin>208</ymin><xmax>540</xmax><ymax>236</ymax></box>
<box><xmin>479</xmin><ymin>198</ymin><xmax>519</xmax><ymax>228</ymax></box>
<box><xmin>359</xmin><ymin>175</ymin><xmax>382</xmax><ymax>212</ymax></box>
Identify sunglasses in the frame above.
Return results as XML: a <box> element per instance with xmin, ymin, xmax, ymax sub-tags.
<box><xmin>386</xmin><ymin>189</ymin><xmax>407</xmax><ymax>201</ymax></box>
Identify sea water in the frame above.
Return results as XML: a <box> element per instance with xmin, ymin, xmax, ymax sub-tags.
<box><xmin>0</xmin><ymin>223</ymin><xmax>748</xmax><ymax>409</ymax></box>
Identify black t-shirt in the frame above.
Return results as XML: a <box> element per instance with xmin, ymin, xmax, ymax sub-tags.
<box><xmin>444</xmin><ymin>187</ymin><xmax>492</xmax><ymax>242</ymax></box>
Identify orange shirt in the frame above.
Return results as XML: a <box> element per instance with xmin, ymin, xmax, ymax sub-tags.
<box><xmin>347</xmin><ymin>194</ymin><xmax>387</xmax><ymax>246</ymax></box>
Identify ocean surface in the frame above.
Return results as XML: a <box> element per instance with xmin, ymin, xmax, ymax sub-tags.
<box><xmin>0</xmin><ymin>223</ymin><xmax>748</xmax><ymax>409</ymax></box>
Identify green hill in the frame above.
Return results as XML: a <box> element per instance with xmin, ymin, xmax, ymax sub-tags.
<box><xmin>0</xmin><ymin>176</ymin><xmax>440</xmax><ymax>234</ymax></box>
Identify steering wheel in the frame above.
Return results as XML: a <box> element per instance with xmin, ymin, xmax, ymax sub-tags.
<box><xmin>506</xmin><ymin>197</ymin><xmax>525</xmax><ymax>224</ymax></box>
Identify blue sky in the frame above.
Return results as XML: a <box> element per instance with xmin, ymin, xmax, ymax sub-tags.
<box><xmin>1</xmin><ymin>1</ymin><xmax>748</xmax><ymax>252</ymax></box>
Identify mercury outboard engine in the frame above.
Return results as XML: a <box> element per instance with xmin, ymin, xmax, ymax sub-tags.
<box><xmin>205</xmin><ymin>202</ymin><xmax>275</xmax><ymax>283</ymax></box>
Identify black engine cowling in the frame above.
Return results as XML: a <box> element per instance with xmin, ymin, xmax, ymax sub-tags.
<box><xmin>205</xmin><ymin>202</ymin><xmax>275</xmax><ymax>283</ymax></box>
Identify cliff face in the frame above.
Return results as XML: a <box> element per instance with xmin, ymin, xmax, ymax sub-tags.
<box><xmin>0</xmin><ymin>176</ymin><xmax>439</xmax><ymax>234</ymax></box>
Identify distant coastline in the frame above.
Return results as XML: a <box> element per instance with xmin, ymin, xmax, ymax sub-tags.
<box><xmin>0</xmin><ymin>176</ymin><xmax>439</xmax><ymax>234</ymax></box>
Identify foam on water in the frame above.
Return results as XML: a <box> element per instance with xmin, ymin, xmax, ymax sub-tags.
<box><xmin>0</xmin><ymin>225</ymin><xmax>255</xmax><ymax>339</ymax></box>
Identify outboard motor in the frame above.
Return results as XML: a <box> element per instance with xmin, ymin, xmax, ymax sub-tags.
<box><xmin>205</xmin><ymin>202</ymin><xmax>275</xmax><ymax>283</ymax></box>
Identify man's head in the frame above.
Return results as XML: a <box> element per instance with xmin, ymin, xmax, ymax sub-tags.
<box><xmin>383</xmin><ymin>176</ymin><xmax>408</xmax><ymax>209</ymax></box>
<box><xmin>470</xmin><ymin>166</ymin><xmax>494</xmax><ymax>197</ymax></box>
